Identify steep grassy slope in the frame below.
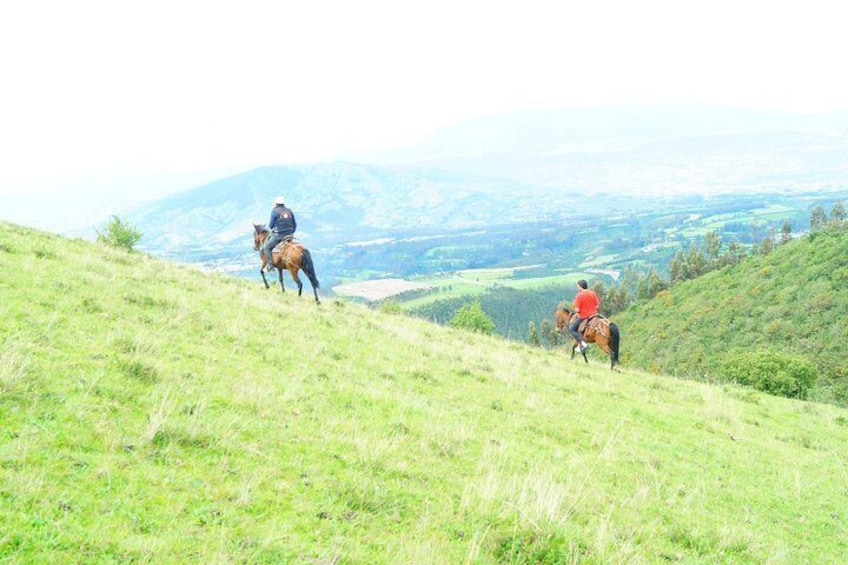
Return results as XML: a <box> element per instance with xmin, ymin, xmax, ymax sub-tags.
<box><xmin>616</xmin><ymin>229</ymin><xmax>848</xmax><ymax>405</ymax></box>
<box><xmin>2</xmin><ymin>221</ymin><xmax>848</xmax><ymax>563</ymax></box>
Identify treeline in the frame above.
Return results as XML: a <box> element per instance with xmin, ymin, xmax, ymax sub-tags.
<box><xmin>407</xmin><ymin>284</ymin><xmax>577</xmax><ymax>344</ymax></box>
<box><xmin>616</xmin><ymin>203</ymin><xmax>848</xmax><ymax>405</ymax></box>
<box><xmin>594</xmin><ymin>201</ymin><xmax>848</xmax><ymax>317</ymax></box>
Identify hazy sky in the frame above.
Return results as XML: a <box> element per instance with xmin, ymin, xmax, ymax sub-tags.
<box><xmin>1</xmin><ymin>0</ymin><xmax>847</xmax><ymax>228</ymax></box>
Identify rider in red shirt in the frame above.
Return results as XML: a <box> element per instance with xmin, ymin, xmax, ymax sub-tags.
<box><xmin>570</xmin><ymin>279</ymin><xmax>600</xmax><ymax>352</ymax></box>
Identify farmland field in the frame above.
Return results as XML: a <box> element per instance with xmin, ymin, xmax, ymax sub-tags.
<box><xmin>188</xmin><ymin>189</ymin><xmax>845</xmax><ymax>308</ymax></box>
<box><xmin>399</xmin><ymin>269</ymin><xmax>595</xmax><ymax>310</ymax></box>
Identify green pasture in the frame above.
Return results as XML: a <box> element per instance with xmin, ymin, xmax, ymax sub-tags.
<box><xmin>4</xmin><ymin>221</ymin><xmax>848</xmax><ymax>563</ymax></box>
<box><xmin>579</xmin><ymin>253</ymin><xmax>618</xmax><ymax>268</ymax></box>
<box><xmin>664</xmin><ymin>203</ymin><xmax>800</xmax><ymax>239</ymax></box>
<box><xmin>399</xmin><ymin>268</ymin><xmax>592</xmax><ymax>310</ymax></box>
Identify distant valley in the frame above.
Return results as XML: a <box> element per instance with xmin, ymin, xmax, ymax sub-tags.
<box><xmin>123</xmin><ymin>105</ymin><xmax>848</xmax><ymax>293</ymax></box>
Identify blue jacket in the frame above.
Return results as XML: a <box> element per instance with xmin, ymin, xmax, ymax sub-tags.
<box><xmin>269</xmin><ymin>205</ymin><xmax>296</xmax><ymax>235</ymax></box>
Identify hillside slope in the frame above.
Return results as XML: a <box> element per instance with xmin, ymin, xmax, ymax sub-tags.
<box><xmin>616</xmin><ymin>228</ymin><xmax>848</xmax><ymax>405</ymax></box>
<box><xmin>2</xmin><ymin>221</ymin><xmax>848</xmax><ymax>563</ymax></box>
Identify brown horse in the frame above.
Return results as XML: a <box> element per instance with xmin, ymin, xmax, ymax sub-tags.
<box><xmin>252</xmin><ymin>224</ymin><xmax>320</xmax><ymax>303</ymax></box>
<box><xmin>554</xmin><ymin>307</ymin><xmax>620</xmax><ymax>370</ymax></box>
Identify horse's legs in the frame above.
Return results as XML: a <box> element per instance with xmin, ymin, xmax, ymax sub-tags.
<box><xmin>291</xmin><ymin>269</ymin><xmax>303</xmax><ymax>297</ymax></box>
<box><xmin>574</xmin><ymin>340</ymin><xmax>589</xmax><ymax>363</ymax></box>
<box><xmin>599</xmin><ymin>341</ymin><xmax>614</xmax><ymax>370</ymax></box>
<box><xmin>278</xmin><ymin>266</ymin><xmax>285</xmax><ymax>292</ymax></box>
<box><xmin>258</xmin><ymin>249</ymin><xmax>272</xmax><ymax>289</ymax></box>
<box><xmin>595</xmin><ymin>338</ymin><xmax>617</xmax><ymax>370</ymax></box>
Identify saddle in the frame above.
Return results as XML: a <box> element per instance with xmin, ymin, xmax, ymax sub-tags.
<box><xmin>577</xmin><ymin>315</ymin><xmax>603</xmax><ymax>336</ymax></box>
<box><xmin>272</xmin><ymin>235</ymin><xmax>294</xmax><ymax>253</ymax></box>
<box><xmin>272</xmin><ymin>237</ymin><xmax>296</xmax><ymax>263</ymax></box>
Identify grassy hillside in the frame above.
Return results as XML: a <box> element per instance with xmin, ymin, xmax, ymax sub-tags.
<box><xmin>2</xmin><ymin>221</ymin><xmax>848</xmax><ymax>563</ymax></box>
<box><xmin>616</xmin><ymin>228</ymin><xmax>848</xmax><ymax>405</ymax></box>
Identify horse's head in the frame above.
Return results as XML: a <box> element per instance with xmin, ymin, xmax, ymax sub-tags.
<box><xmin>252</xmin><ymin>223</ymin><xmax>269</xmax><ymax>251</ymax></box>
<box><xmin>554</xmin><ymin>307</ymin><xmax>575</xmax><ymax>332</ymax></box>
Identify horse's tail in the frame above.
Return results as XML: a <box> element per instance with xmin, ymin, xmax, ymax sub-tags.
<box><xmin>608</xmin><ymin>322</ymin><xmax>620</xmax><ymax>363</ymax></box>
<box><xmin>301</xmin><ymin>248</ymin><xmax>320</xmax><ymax>289</ymax></box>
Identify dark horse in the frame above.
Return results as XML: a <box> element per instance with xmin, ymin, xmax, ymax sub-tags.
<box><xmin>554</xmin><ymin>307</ymin><xmax>620</xmax><ymax>370</ymax></box>
<box><xmin>252</xmin><ymin>224</ymin><xmax>320</xmax><ymax>303</ymax></box>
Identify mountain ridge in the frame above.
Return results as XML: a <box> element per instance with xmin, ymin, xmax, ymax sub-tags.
<box><xmin>124</xmin><ymin>105</ymin><xmax>848</xmax><ymax>257</ymax></box>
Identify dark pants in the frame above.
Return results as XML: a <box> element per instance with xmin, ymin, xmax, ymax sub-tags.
<box><xmin>263</xmin><ymin>232</ymin><xmax>289</xmax><ymax>269</ymax></box>
<box><xmin>569</xmin><ymin>317</ymin><xmax>587</xmax><ymax>343</ymax></box>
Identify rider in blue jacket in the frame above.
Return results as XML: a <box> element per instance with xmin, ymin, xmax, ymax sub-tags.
<box><xmin>264</xmin><ymin>196</ymin><xmax>297</xmax><ymax>272</ymax></box>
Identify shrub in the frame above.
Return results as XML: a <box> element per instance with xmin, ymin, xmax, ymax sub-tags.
<box><xmin>96</xmin><ymin>215</ymin><xmax>143</xmax><ymax>251</ymax></box>
<box><xmin>539</xmin><ymin>319</ymin><xmax>559</xmax><ymax>348</ymax></box>
<box><xmin>378</xmin><ymin>300</ymin><xmax>403</xmax><ymax>315</ymax></box>
<box><xmin>450</xmin><ymin>301</ymin><xmax>495</xmax><ymax>334</ymax></box>
<box><xmin>721</xmin><ymin>349</ymin><xmax>817</xmax><ymax>399</ymax></box>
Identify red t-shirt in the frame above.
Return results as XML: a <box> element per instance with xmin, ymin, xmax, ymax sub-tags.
<box><xmin>573</xmin><ymin>289</ymin><xmax>599</xmax><ymax>318</ymax></box>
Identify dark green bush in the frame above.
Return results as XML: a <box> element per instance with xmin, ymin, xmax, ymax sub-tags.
<box><xmin>721</xmin><ymin>349</ymin><xmax>817</xmax><ymax>399</ymax></box>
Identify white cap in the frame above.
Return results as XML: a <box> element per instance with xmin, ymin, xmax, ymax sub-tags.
<box><xmin>274</xmin><ymin>196</ymin><xmax>285</xmax><ymax>205</ymax></box>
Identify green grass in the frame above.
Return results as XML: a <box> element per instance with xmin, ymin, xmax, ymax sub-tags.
<box><xmin>2</xmin><ymin>221</ymin><xmax>848</xmax><ymax>563</ymax></box>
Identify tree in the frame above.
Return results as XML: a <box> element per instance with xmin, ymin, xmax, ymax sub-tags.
<box><xmin>378</xmin><ymin>300</ymin><xmax>402</xmax><ymax>314</ymax></box>
<box><xmin>760</xmin><ymin>235</ymin><xmax>774</xmax><ymax>256</ymax></box>
<box><xmin>606</xmin><ymin>284</ymin><xmax>633</xmax><ymax>315</ymax></box>
<box><xmin>780</xmin><ymin>220</ymin><xmax>792</xmax><ymax>244</ymax></box>
<box><xmin>685</xmin><ymin>244</ymin><xmax>707</xmax><ymax>279</ymax></box>
<box><xmin>831</xmin><ymin>200</ymin><xmax>846</xmax><ymax>228</ymax></box>
<box><xmin>705</xmin><ymin>230</ymin><xmax>723</xmax><ymax>266</ymax></box>
<box><xmin>643</xmin><ymin>268</ymin><xmax>668</xmax><ymax>299</ymax></box>
<box><xmin>720</xmin><ymin>241</ymin><xmax>745</xmax><ymax>267</ymax></box>
<box><xmin>528</xmin><ymin>321</ymin><xmax>540</xmax><ymax>347</ymax></box>
<box><xmin>450</xmin><ymin>301</ymin><xmax>495</xmax><ymax>334</ymax></box>
<box><xmin>96</xmin><ymin>215</ymin><xmax>143</xmax><ymax>251</ymax></box>
<box><xmin>669</xmin><ymin>249</ymin><xmax>687</xmax><ymax>284</ymax></box>
<box><xmin>810</xmin><ymin>206</ymin><xmax>828</xmax><ymax>232</ymax></box>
